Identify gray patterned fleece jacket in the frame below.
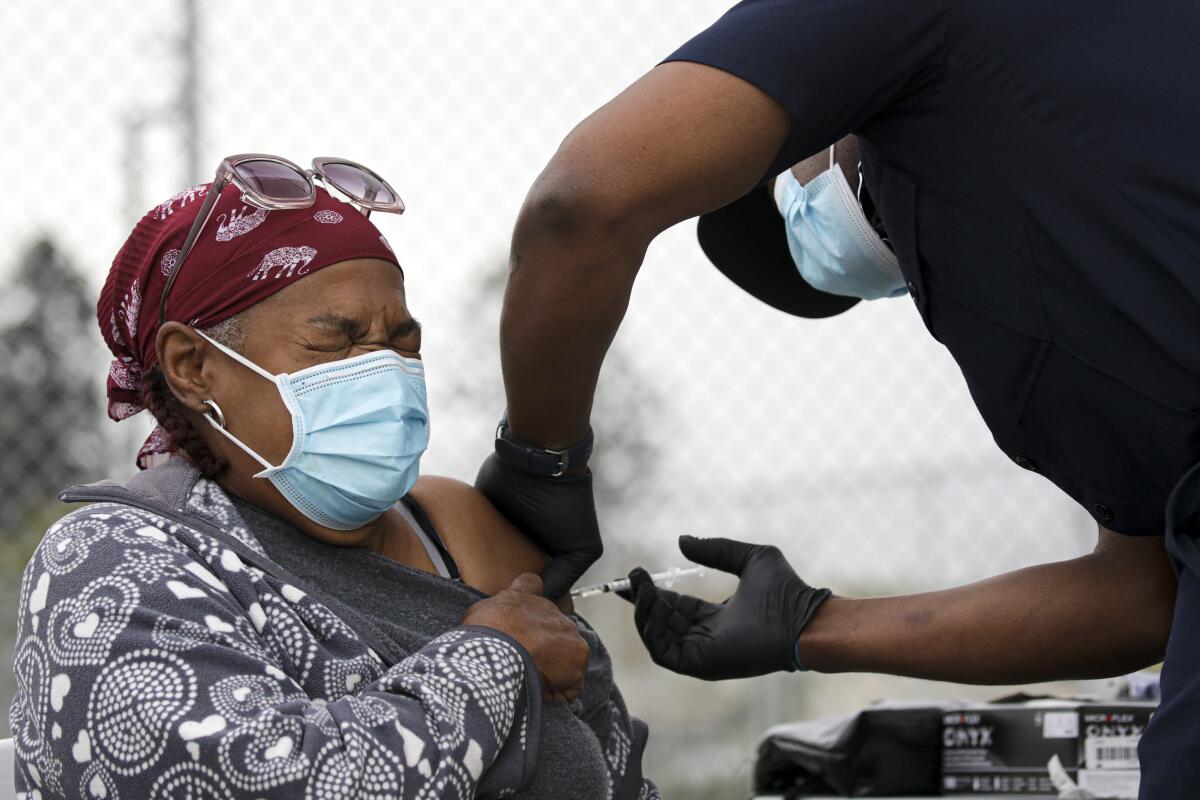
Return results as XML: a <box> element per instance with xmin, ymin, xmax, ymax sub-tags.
<box><xmin>9</xmin><ymin>460</ymin><xmax>658</xmax><ymax>799</ymax></box>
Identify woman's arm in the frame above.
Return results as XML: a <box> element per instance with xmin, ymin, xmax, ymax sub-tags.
<box><xmin>412</xmin><ymin>477</ymin><xmax>662</xmax><ymax>797</ymax></box>
<box><xmin>799</xmin><ymin>527</ymin><xmax>1177</xmax><ymax>683</ymax></box>
<box><xmin>410</xmin><ymin>475</ymin><xmax>575</xmax><ymax>613</ymax></box>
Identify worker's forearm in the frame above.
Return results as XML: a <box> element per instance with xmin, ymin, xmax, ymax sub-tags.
<box><xmin>500</xmin><ymin>200</ymin><xmax>647</xmax><ymax>448</ymax></box>
<box><xmin>798</xmin><ymin>549</ymin><xmax>1174</xmax><ymax>684</ymax></box>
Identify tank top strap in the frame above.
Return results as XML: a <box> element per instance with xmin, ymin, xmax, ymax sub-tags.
<box><xmin>397</xmin><ymin>495</ymin><xmax>461</xmax><ymax>581</ymax></box>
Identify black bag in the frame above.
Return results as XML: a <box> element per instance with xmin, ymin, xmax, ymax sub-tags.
<box><xmin>753</xmin><ymin>703</ymin><xmax>943</xmax><ymax>797</ymax></box>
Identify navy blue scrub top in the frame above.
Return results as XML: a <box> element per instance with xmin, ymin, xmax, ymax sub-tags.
<box><xmin>668</xmin><ymin>0</ymin><xmax>1200</xmax><ymax>537</ymax></box>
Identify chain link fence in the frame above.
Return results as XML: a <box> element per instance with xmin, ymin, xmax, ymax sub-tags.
<box><xmin>0</xmin><ymin>2</ymin><xmax>1097</xmax><ymax>797</ymax></box>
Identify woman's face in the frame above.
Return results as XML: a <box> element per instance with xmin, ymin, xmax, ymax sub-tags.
<box><xmin>169</xmin><ymin>257</ymin><xmax>420</xmax><ymax>477</ymax></box>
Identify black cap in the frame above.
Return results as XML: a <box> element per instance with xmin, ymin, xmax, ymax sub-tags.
<box><xmin>696</xmin><ymin>184</ymin><xmax>860</xmax><ymax>319</ymax></box>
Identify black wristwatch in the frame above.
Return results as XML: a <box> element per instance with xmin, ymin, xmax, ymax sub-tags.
<box><xmin>494</xmin><ymin>413</ymin><xmax>594</xmax><ymax>477</ymax></box>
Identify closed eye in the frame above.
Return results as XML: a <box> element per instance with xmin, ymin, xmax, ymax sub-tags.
<box><xmin>304</xmin><ymin>312</ymin><xmax>421</xmax><ymax>354</ymax></box>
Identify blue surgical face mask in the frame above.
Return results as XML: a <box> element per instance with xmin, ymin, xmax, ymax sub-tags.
<box><xmin>196</xmin><ymin>331</ymin><xmax>430</xmax><ymax>531</ymax></box>
<box><xmin>773</xmin><ymin>147</ymin><xmax>907</xmax><ymax>301</ymax></box>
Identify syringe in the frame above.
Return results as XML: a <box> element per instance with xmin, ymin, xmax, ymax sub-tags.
<box><xmin>570</xmin><ymin>566</ymin><xmax>706</xmax><ymax>600</ymax></box>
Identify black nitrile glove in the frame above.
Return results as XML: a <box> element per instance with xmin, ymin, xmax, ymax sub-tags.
<box><xmin>475</xmin><ymin>453</ymin><xmax>603</xmax><ymax>602</ymax></box>
<box><xmin>630</xmin><ymin>535</ymin><xmax>832</xmax><ymax>680</ymax></box>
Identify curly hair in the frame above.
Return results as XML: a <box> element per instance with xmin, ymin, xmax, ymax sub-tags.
<box><xmin>139</xmin><ymin>315</ymin><xmax>247</xmax><ymax>478</ymax></box>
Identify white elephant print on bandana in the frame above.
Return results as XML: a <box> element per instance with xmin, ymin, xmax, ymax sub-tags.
<box><xmin>153</xmin><ymin>184</ymin><xmax>209</xmax><ymax>222</ymax></box>
<box><xmin>247</xmin><ymin>246</ymin><xmax>319</xmax><ymax>281</ymax></box>
<box><xmin>216</xmin><ymin>206</ymin><xmax>269</xmax><ymax>242</ymax></box>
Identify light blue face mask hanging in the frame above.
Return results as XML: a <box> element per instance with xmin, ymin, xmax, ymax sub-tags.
<box><xmin>196</xmin><ymin>331</ymin><xmax>430</xmax><ymax>530</ymax></box>
<box><xmin>774</xmin><ymin>147</ymin><xmax>907</xmax><ymax>301</ymax></box>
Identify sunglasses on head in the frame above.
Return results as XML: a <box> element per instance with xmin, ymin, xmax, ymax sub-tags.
<box><xmin>157</xmin><ymin>153</ymin><xmax>405</xmax><ymax>326</ymax></box>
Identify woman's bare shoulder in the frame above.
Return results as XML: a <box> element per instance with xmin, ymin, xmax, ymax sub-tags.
<box><xmin>408</xmin><ymin>476</ymin><xmax>573</xmax><ymax>611</ymax></box>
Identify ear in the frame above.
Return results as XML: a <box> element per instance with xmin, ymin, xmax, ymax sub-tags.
<box><xmin>155</xmin><ymin>322</ymin><xmax>215</xmax><ymax>414</ymax></box>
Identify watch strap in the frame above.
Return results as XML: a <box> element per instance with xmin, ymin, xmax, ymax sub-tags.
<box><xmin>494</xmin><ymin>415</ymin><xmax>593</xmax><ymax>477</ymax></box>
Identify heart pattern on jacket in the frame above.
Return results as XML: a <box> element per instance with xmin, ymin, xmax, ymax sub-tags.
<box><xmin>46</xmin><ymin>576</ymin><xmax>139</xmax><ymax>666</ymax></box>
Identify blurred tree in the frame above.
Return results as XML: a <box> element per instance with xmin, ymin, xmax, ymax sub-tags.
<box><xmin>0</xmin><ymin>237</ymin><xmax>106</xmax><ymax>536</ymax></box>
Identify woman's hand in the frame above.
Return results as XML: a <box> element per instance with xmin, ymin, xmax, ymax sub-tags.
<box><xmin>462</xmin><ymin>572</ymin><xmax>590</xmax><ymax>703</ymax></box>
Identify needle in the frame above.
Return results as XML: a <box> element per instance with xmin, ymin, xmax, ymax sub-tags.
<box><xmin>570</xmin><ymin>566</ymin><xmax>707</xmax><ymax>599</ymax></box>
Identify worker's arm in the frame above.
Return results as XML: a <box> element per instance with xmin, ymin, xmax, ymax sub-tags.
<box><xmin>630</xmin><ymin>528</ymin><xmax>1177</xmax><ymax>683</ymax></box>
<box><xmin>477</xmin><ymin>62</ymin><xmax>792</xmax><ymax>600</ymax></box>
<box><xmin>501</xmin><ymin>61</ymin><xmax>791</xmax><ymax>447</ymax></box>
<box><xmin>800</xmin><ymin>526</ymin><xmax>1177</xmax><ymax>683</ymax></box>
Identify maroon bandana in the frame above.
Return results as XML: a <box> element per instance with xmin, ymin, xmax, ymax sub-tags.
<box><xmin>98</xmin><ymin>182</ymin><xmax>400</xmax><ymax>466</ymax></box>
